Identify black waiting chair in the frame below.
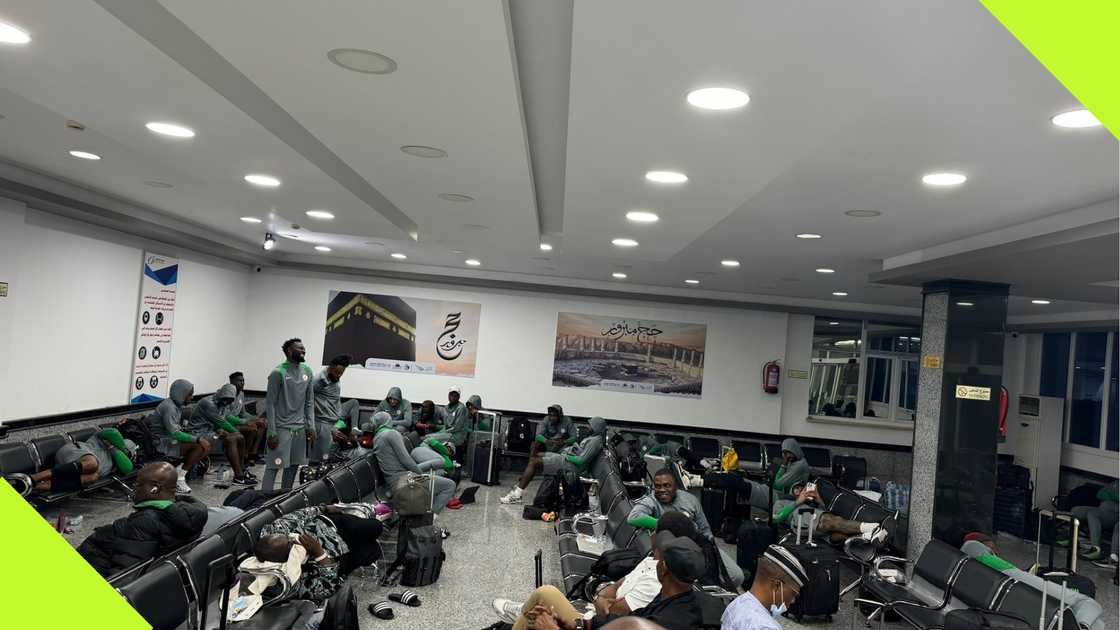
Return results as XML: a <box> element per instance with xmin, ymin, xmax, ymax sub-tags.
<box><xmin>801</xmin><ymin>446</ymin><xmax>833</xmax><ymax>477</ymax></box>
<box><xmin>29</xmin><ymin>434</ymin><xmax>70</xmax><ymax>470</ymax></box>
<box><xmin>0</xmin><ymin>441</ymin><xmax>36</xmax><ymax>475</ymax></box>
<box><xmin>117</xmin><ymin>560</ymin><xmax>191</xmax><ymax>630</ymax></box>
<box><xmin>324</xmin><ymin>468</ymin><xmax>360</xmax><ymax>503</ymax></box>
<box><xmin>67</xmin><ymin>426</ymin><xmax>98</xmax><ymax>444</ymax></box>
<box><xmin>177</xmin><ymin>535</ymin><xmax>235</xmax><ymax>630</ymax></box>
<box><xmin>349</xmin><ymin>458</ymin><xmax>377</xmax><ymax>498</ymax></box>
<box><xmin>731</xmin><ymin>440</ymin><xmax>765</xmax><ymax>473</ymax></box>
<box><xmin>272</xmin><ymin>492</ymin><xmax>308</xmax><ymax>516</ymax></box>
<box><xmin>301</xmin><ymin>479</ymin><xmax>335</xmax><ymax>507</ymax></box>
<box><xmin>687</xmin><ymin>436</ymin><xmax>721</xmax><ymax>459</ymax></box>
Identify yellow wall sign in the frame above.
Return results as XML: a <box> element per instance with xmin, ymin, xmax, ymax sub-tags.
<box><xmin>955</xmin><ymin>385</ymin><xmax>991</xmax><ymax>401</ymax></box>
<box><xmin>0</xmin><ymin>281</ymin><xmax>7</xmax><ymax>297</ymax></box>
<box><xmin>922</xmin><ymin>355</ymin><xmax>942</xmax><ymax>369</ymax></box>
<box><xmin>787</xmin><ymin>369</ymin><xmax>809</xmax><ymax>380</ymax></box>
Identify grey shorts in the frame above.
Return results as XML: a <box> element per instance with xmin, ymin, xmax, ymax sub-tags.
<box><xmin>542</xmin><ymin>452</ymin><xmax>565</xmax><ymax>476</ymax></box>
<box><xmin>310</xmin><ymin>421</ymin><xmax>335</xmax><ymax>462</ymax></box>
<box><xmin>266</xmin><ymin>427</ymin><xmax>309</xmax><ymax>470</ymax></box>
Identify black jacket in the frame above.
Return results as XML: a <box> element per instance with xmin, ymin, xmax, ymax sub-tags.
<box><xmin>592</xmin><ymin>590</ymin><xmax>703</xmax><ymax>630</ymax></box>
<box><xmin>78</xmin><ymin>496</ymin><xmax>208</xmax><ymax>577</ymax></box>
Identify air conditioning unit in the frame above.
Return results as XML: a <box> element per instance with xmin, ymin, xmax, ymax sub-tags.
<box><xmin>1013</xmin><ymin>395</ymin><xmax>1064</xmax><ymax>510</ymax></box>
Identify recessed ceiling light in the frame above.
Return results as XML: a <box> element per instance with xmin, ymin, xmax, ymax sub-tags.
<box><xmin>305</xmin><ymin>209</ymin><xmax>334</xmax><ymax>220</ymax></box>
<box><xmin>244</xmin><ymin>174</ymin><xmax>281</xmax><ymax>187</ymax></box>
<box><xmin>1031</xmin><ymin>299</ymin><xmax>1051</xmax><ymax>305</ymax></box>
<box><xmin>685</xmin><ymin>279</ymin><xmax>700</xmax><ymax>285</ymax></box>
<box><xmin>463</xmin><ymin>224</ymin><xmax>490</xmax><ymax>231</ymax></box>
<box><xmin>921</xmin><ymin>172</ymin><xmax>967</xmax><ymax>186</ymax></box>
<box><xmin>145</xmin><ymin>121</ymin><xmax>196</xmax><ymax>138</ymax></box>
<box><xmin>451</xmin><ymin>249</ymin><xmax>465</xmax><ymax>254</ymax></box>
<box><xmin>686</xmin><ymin>87</ymin><xmax>750</xmax><ymax>110</ymax></box>
<box><xmin>829</xmin><ymin>321</ymin><xmax>839</xmax><ymax>326</ymax></box>
<box><xmin>0</xmin><ymin>20</ymin><xmax>31</xmax><ymax>45</ymax></box>
<box><xmin>326</xmin><ymin>48</ymin><xmax>397</xmax><ymax>74</ymax></box>
<box><xmin>612</xmin><ymin>272</ymin><xmax>628</xmax><ymax>279</ymax></box>
<box><xmin>832</xmin><ymin>292</ymin><xmax>848</xmax><ymax>297</ymax></box>
<box><xmin>438</xmin><ymin>193</ymin><xmax>474</xmax><ymax>203</ymax></box>
<box><xmin>816</xmin><ymin>268</ymin><xmax>835</xmax><ymax>274</ymax></box>
<box><xmin>465</xmin><ymin>258</ymin><xmax>481</xmax><ymax>266</ymax></box>
<box><xmin>626</xmin><ymin>210</ymin><xmax>660</xmax><ymax>223</ymax></box>
<box><xmin>279</xmin><ymin>232</ymin><xmax>300</xmax><ymax>240</ymax></box>
<box><xmin>68</xmin><ymin>150</ymin><xmax>101</xmax><ymax>160</ymax></box>
<box><xmin>845</xmin><ymin>210</ymin><xmax>881</xmax><ymax>218</ymax></box>
<box><xmin>240</xmin><ymin>216</ymin><xmax>262</xmax><ymax>224</ymax></box>
<box><xmin>1051</xmin><ymin>109</ymin><xmax>1101</xmax><ymax>128</ymax></box>
<box><xmin>400</xmin><ymin>145</ymin><xmax>447</xmax><ymax>158</ymax></box>
<box><xmin>262</xmin><ymin>233</ymin><xmax>276</xmax><ymax>251</ymax></box>
<box><xmin>612</xmin><ymin>238</ymin><xmax>639</xmax><ymax>247</ymax></box>
<box><xmin>314</xmin><ymin>245</ymin><xmax>332</xmax><ymax>252</ymax></box>
<box><xmin>390</xmin><ymin>252</ymin><xmax>407</xmax><ymax>260</ymax></box>
<box><xmin>143</xmin><ymin>180</ymin><xmax>173</xmax><ymax>188</ymax></box>
<box><xmin>796</xmin><ymin>233</ymin><xmax>822</xmax><ymax>240</ymax></box>
<box><xmin>956</xmin><ymin>301</ymin><xmax>974</xmax><ymax>307</ymax></box>
<box><xmin>721</xmin><ymin>260</ymin><xmax>740</xmax><ymax>267</ymax></box>
<box><xmin>645</xmin><ymin>170</ymin><xmax>688</xmax><ymax>184</ymax></box>
<box><xmin>539</xmin><ymin>243</ymin><xmax>553</xmax><ymax>251</ymax></box>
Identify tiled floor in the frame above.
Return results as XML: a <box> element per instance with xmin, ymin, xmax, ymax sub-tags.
<box><xmin>37</xmin><ymin>467</ymin><xmax>1120</xmax><ymax>630</ymax></box>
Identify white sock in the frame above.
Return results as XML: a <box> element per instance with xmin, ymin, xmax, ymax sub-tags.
<box><xmin>511</xmin><ymin>486</ymin><xmax>523</xmax><ymax>496</ymax></box>
<box><xmin>178</xmin><ymin>466</ymin><xmax>188</xmax><ymax>478</ymax></box>
<box><xmin>859</xmin><ymin>522</ymin><xmax>877</xmax><ymax>535</ymax></box>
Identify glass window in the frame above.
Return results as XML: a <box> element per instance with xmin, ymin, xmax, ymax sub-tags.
<box><xmin>898</xmin><ymin>360</ymin><xmax>919</xmax><ymax>421</ymax></box>
<box><xmin>809</xmin><ymin>319</ymin><xmax>861</xmax><ymax>417</ymax></box>
<box><xmin>863</xmin><ymin>357</ymin><xmax>892</xmax><ymax>418</ymax></box>
<box><xmin>1107</xmin><ymin>336</ymin><xmax>1118</xmax><ymax>452</ymax></box>
<box><xmin>1040</xmin><ymin>333</ymin><xmax>1071</xmax><ymax>398</ymax></box>
<box><xmin>1069</xmin><ymin>332</ymin><xmax>1107</xmax><ymax>447</ymax></box>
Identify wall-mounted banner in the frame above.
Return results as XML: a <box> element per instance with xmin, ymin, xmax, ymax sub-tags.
<box><xmin>552</xmin><ymin>312</ymin><xmax>707</xmax><ymax>398</ymax></box>
<box><xmin>323</xmin><ymin>291</ymin><xmax>481</xmax><ymax>377</ymax></box>
<box><xmin>129</xmin><ymin>253</ymin><xmax>178</xmax><ymax>403</ymax></box>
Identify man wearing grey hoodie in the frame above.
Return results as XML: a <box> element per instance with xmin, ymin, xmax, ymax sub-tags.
<box><xmin>531</xmin><ymin>404</ymin><xmax>577</xmax><ymax>458</ymax></box>
<box><xmin>748</xmin><ymin>438</ymin><xmax>810</xmax><ymax>510</ymax></box>
<box><xmin>146</xmin><ymin>378</ymin><xmax>207</xmax><ymax>494</ymax></box>
<box><xmin>427</xmin><ymin>387</ymin><xmax>470</xmax><ymax>451</ymax></box>
<box><xmin>500</xmin><ymin>416</ymin><xmax>607</xmax><ymax>505</ymax></box>
<box><xmin>191</xmin><ymin>384</ymin><xmax>255</xmax><ymax>485</ymax></box>
<box><xmin>375</xmin><ymin>386</ymin><xmax>413</xmax><ymax>432</ymax></box>
<box><xmin>263</xmin><ymin>338</ymin><xmax>316</xmax><ymax>492</ymax></box>
<box><xmin>368</xmin><ymin>411</ymin><xmax>456</xmax><ymax>513</ymax></box>
<box><xmin>309</xmin><ymin>355</ymin><xmax>361</xmax><ymax>465</ymax></box>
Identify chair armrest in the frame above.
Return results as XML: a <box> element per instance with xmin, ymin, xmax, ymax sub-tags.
<box><xmin>871</xmin><ymin>555</ymin><xmax>912</xmax><ymax>572</ymax></box>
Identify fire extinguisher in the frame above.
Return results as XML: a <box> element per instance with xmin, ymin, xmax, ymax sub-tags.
<box><xmin>763</xmin><ymin>361</ymin><xmax>781</xmax><ymax>394</ymax></box>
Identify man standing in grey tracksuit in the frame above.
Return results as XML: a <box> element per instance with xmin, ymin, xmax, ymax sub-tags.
<box><xmin>263</xmin><ymin>338</ymin><xmax>316</xmax><ymax>491</ymax></box>
<box><xmin>500</xmin><ymin>416</ymin><xmax>607</xmax><ymax>504</ymax></box>
<box><xmin>369</xmin><ymin>411</ymin><xmax>455</xmax><ymax>513</ymax></box>
<box><xmin>309</xmin><ymin>354</ymin><xmax>361</xmax><ymax>465</ymax></box>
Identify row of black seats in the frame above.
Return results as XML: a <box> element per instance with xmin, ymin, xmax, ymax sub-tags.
<box><xmin>0</xmin><ymin>423</ymin><xmax>134</xmax><ymax>504</ymax></box>
<box><xmin>114</xmin><ymin>454</ymin><xmax>381</xmax><ymax>630</ymax></box>
<box><xmin>858</xmin><ymin>538</ymin><xmax>1076</xmax><ymax>630</ymax></box>
<box><xmin>814</xmin><ymin>478</ymin><xmax>908</xmax><ymax>553</ymax></box>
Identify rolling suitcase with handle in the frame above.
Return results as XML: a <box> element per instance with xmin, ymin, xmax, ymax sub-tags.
<box><xmin>784</xmin><ymin>510</ymin><xmax>840</xmax><ymax>621</ymax></box>
<box><xmin>1036</xmin><ymin>510</ymin><xmax>1096</xmax><ymax>598</ymax></box>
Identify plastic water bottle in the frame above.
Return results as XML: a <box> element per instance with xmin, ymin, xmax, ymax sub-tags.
<box><xmin>884</xmin><ymin>481</ymin><xmax>897</xmax><ymax>510</ymax></box>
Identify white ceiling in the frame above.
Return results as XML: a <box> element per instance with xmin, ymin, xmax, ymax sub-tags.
<box><xmin>0</xmin><ymin>0</ymin><xmax>1115</xmax><ymax>319</ymax></box>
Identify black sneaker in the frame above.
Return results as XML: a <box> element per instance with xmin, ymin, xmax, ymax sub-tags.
<box><xmin>243</xmin><ymin>469</ymin><xmax>258</xmax><ymax>480</ymax></box>
<box><xmin>233</xmin><ymin>475</ymin><xmax>256</xmax><ymax>486</ymax></box>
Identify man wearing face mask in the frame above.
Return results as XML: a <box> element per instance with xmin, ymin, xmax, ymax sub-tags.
<box><xmin>309</xmin><ymin>354</ymin><xmax>361</xmax><ymax>466</ymax></box>
<box><xmin>262</xmin><ymin>338</ymin><xmax>316</xmax><ymax>492</ymax></box>
<box><xmin>721</xmin><ymin>545</ymin><xmax>807</xmax><ymax>630</ymax></box>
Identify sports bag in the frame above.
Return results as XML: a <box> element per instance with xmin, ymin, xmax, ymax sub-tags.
<box><xmin>390</xmin><ymin>474</ymin><xmax>432</xmax><ymax>517</ymax></box>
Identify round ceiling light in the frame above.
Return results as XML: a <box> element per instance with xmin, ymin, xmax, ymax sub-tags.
<box><xmin>464</xmin><ymin>258</ymin><xmax>481</xmax><ymax>266</ymax></box>
<box><xmin>845</xmin><ymin>209</ymin><xmax>881</xmax><ymax>218</ymax></box>
<box><xmin>145</xmin><ymin>121</ymin><xmax>195</xmax><ymax>138</ymax></box>
<box><xmin>685</xmin><ymin>279</ymin><xmax>700</xmax><ymax>285</ymax></box>
<box><xmin>612</xmin><ymin>272</ymin><xmax>628</xmax><ymax>279</ymax></box>
<box><xmin>1031</xmin><ymin>299</ymin><xmax>1051</xmax><ymax>305</ymax></box>
<box><xmin>314</xmin><ymin>245</ymin><xmax>332</xmax><ymax>252</ymax></box>
<box><xmin>612</xmin><ymin>238</ymin><xmax>639</xmax><ymax>248</ymax></box>
<box><xmin>686</xmin><ymin>87</ymin><xmax>750</xmax><ymax>110</ymax></box>
<box><xmin>1051</xmin><ymin>109</ymin><xmax>1101</xmax><ymax>129</ymax></box>
<box><xmin>326</xmin><ymin>48</ymin><xmax>397</xmax><ymax>74</ymax></box>
<box><xmin>244</xmin><ymin>174</ymin><xmax>281</xmax><ymax>187</ymax></box>
<box><xmin>816</xmin><ymin>268</ymin><xmax>835</xmax><ymax>274</ymax></box>
<box><xmin>0</xmin><ymin>20</ymin><xmax>31</xmax><ymax>45</ymax></box>
<box><xmin>539</xmin><ymin>243</ymin><xmax>553</xmax><ymax>251</ymax></box>
<box><xmin>240</xmin><ymin>216</ymin><xmax>262</xmax><ymax>224</ymax></box>
<box><xmin>390</xmin><ymin>252</ymin><xmax>407</xmax><ymax>259</ymax></box>
<box><xmin>721</xmin><ymin>260</ymin><xmax>740</xmax><ymax>267</ymax></box>
<box><xmin>645</xmin><ymin>170</ymin><xmax>688</xmax><ymax>184</ymax></box>
<box><xmin>626</xmin><ymin>210</ymin><xmax>660</xmax><ymax>223</ymax></box>
<box><xmin>68</xmin><ymin>150</ymin><xmax>101</xmax><ymax>160</ymax></box>
<box><xmin>400</xmin><ymin>145</ymin><xmax>447</xmax><ymax>158</ymax></box>
<box><xmin>143</xmin><ymin>180</ymin><xmax>173</xmax><ymax>188</ymax></box>
<box><xmin>921</xmin><ymin>172</ymin><xmax>967</xmax><ymax>186</ymax></box>
<box><xmin>832</xmin><ymin>291</ymin><xmax>849</xmax><ymax>297</ymax></box>
<box><xmin>305</xmin><ymin>209</ymin><xmax>335</xmax><ymax>220</ymax></box>
<box><xmin>795</xmin><ymin>233</ymin><xmax>822</xmax><ymax>239</ymax></box>
<box><xmin>438</xmin><ymin>193</ymin><xmax>474</xmax><ymax>202</ymax></box>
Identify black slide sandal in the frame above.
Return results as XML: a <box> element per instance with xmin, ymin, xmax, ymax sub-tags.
<box><xmin>368</xmin><ymin>602</ymin><xmax>395</xmax><ymax>620</ymax></box>
<box><xmin>389</xmin><ymin>590</ymin><xmax>422</xmax><ymax>607</ymax></box>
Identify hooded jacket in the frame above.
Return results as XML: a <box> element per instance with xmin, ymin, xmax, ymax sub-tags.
<box><xmin>266</xmin><ymin>361</ymin><xmax>314</xmax><ymax>435</ymax></box>
<box><xmin>774</xmin><ymin>438</ymin><xmax>810</xmax><ymax>494</ymax></box>
<box><xmin>375</xmin><ymin>386</ymin><xmax>413</xmax><ymax>431</ymax></box>
<box><xmin>435</xmin><ymin>395</ymin><xmax>470</xmax><ymax>447</ymax></box>
<box><xmin>77</xmin><ymin>496</ymin><xmax>208</xmax><ymax>577</ymax></box>
<box><xmin>147</xmin><ymin>379</ymin><xmax>198</xmax><ymax>445</ymax></box>
<box><xmin>192</xmin><ymin>384</ymin><xmax>241</xmax><ymax>433</ymax></box>
<box><xmin>312</xmin><ymin>368</ymin><xmax>343</xmax><ymax>423</ymax></box>
<box><xmin>370</xmin><ymin>411</ymin><xmax>424</xmax><ymax>482</ymax></box>
<box><xmin>467</xmin><ymin>394</ymin><xmax>483</xmax><ymax>410</ymax></box>
<box><xmin>561</xmin><ymin>416</ymin><xmax>607</xmax><ymax>470</ymax></box>
<box><xmin>538</xmin><ymin>404</ymin><xmax>576</xmax><ymax>445</ymax></box>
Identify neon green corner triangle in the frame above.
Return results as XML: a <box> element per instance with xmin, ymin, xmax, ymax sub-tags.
<box><xmin>981</xmin><ymin>0</ymin><xmax>1120</xmax><ymax>140</ymax></box>
<box><xmin>0</xmin><ymin>480</ymin><xmax>148</xmax><ymax>628</ymax></box>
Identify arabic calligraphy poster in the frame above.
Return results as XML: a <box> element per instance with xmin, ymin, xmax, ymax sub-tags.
<box><xmin>323</xmin><ymin>291</ymin><xmax>481</xmax><ymax>377</ymax></box>
<box><xmin>552</xmin><ymin>312</ymin><xmax>707</xmax><ymax>398</ymax></box>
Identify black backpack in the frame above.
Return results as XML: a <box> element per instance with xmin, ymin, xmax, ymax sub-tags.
<box><xmin>615</xmin><ymin>442</ymin><xmax>646</xmax><ymax>483</ymax></box>
<box><xmin>505</xmin><ymin>417</ymin><xmax>535</xmax><ymax>453</ymax></box>
<box><xmin>398</xmin><ymin>525</ymin><xmax>445</xmax><ymax>587</ymax></box>
<box><xmin>695</xmin><ymin>534</ymin><xmax>738</xmax><ymax>591</ymax></box>
<box><xmin>565</xmin><ymin>548</ymin><xmax>646</xmax><ymax>600</ymax></box>
<box><xmin>117</xmin><ymin>416</ymin><xmax>159</xmax><ymax>465</ymax></box>
<box><xmin>321</xmin><ymin>578</ymin><xmax>359</xmax><ymax>630</ymax></box>
<box><xmin>559</xmin><ymin>469</ymin><xmax>589</xmax><ymax>517</ymax></box>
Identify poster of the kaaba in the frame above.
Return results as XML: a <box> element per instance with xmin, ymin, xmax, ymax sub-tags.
<box><xmin>323</xmin><ymin>291</ymin><xmax>481</xmax><ymax>377</ymax></box>
<box><xmin>552</xmin><ymin>312</ymin><xmax>706</xmax><ymax>397</ymax></box>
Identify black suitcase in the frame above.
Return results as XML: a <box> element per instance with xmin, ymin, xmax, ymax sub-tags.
<box><xmin>505</xmin><ymin>417</ymin><xmax>535</xmax><ymax>453</ymax></box>
<box><xmin>321</xmin><ymin>578</ymin><xmax>359</xmax><ymax>630</ymax></box>
<box><xmin>784</xmin><ymin>512</ymin><xmax>840</xmax><ymax>621</ymax></box>
<box><xmin>831</xmin><ymin>455</ymin><xmax>867</xmax><ymax>490</ymax></box>
<box><xmin>945</xmin><ymin>609</ymin><xmax>1031</xmax><ymax>630</ymax></box>
<box><xmin>399</xmin><ymin>525</ymin><xmax>445</xmax><ymax>587</ymax></box>
<box><xmin>472</xmin><ymin>439</ymin><xmax>500</xmax><ymax>485</ymax></box>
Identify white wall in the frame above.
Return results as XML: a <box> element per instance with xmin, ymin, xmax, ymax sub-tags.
<box><xmin>242</xmin><ymin>268</ymin><xmax>790</xmax><ymax>434</ymax></box>
<box><xmin>0</xmin><ymin>196</ymin><xmax>249</xmax><ymax>422</ymax></box>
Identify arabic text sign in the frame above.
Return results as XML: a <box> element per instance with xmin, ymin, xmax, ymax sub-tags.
<box><xmin>323</xmin><ymin>291</ymin><xmax>481</xmax><ymax>377</ymax></box>
<box><xmin>955</xmin><ymin>385</ymin><xmax>991</xmax><ymax>401</ymax></box>
<box><xmin>130</xmin><ymin>253</ymin><xmax>178</xmax><ymax>403</ymax></box>
<box><xmin>552</xmin><ymin>312</ymin><xmax>707</xmax><ymax>398</ymax></box>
